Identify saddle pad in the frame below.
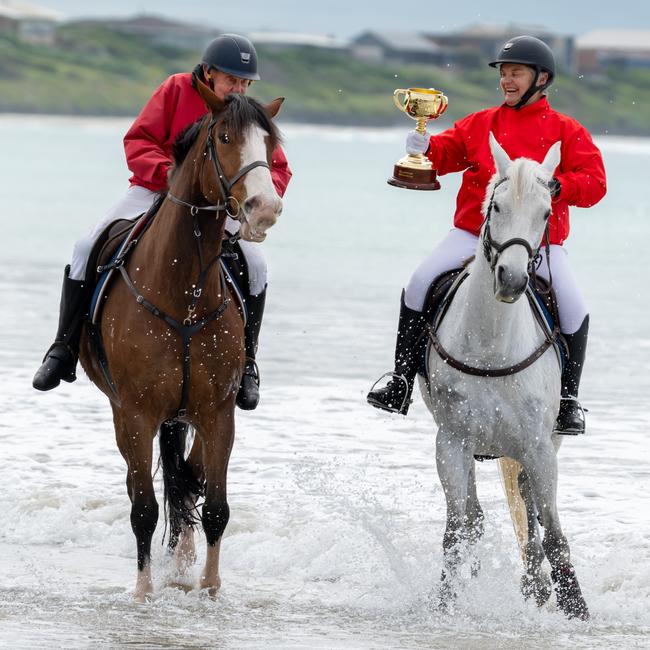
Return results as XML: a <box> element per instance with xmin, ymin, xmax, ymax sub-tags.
<box><xmin>89</xmin><ymin>212</ymin><xmax>151</xmax><ymax>324</ymax></box>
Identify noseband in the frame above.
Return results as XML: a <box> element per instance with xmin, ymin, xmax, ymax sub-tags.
<box><xmin>482</xmin><ymin>175</ymin><xmax>554</xmax><ymax>291</ymax></box>
<box><xmin>167</xmin><ymin>116</ymin><xmax>270</xmax><ymax>223</ymax></box>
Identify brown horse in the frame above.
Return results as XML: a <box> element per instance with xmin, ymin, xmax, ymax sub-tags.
<box><xmin>79</xmin><ymin>80</ymin><xmax>283</xmax><ymax>601</ymax></box>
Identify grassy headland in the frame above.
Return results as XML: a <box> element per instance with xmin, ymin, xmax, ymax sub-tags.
<box><xmin>1</xmin><ymin>24</ymin><xmax>649</xmax><ymax>135</ymax></box>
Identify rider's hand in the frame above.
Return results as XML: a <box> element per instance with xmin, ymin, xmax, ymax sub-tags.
<box><xmin>406</xmin><ymin>130</ymin><xmax>430</xmax><ymax>155</ymax></box>
<box><xmin>549</xmin><ymin>176</ymin><xmax>561</xmax><ymax>198</ymax></box>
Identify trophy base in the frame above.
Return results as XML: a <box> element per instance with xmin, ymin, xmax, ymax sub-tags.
<box><xmin>387</xmin><ymin>164</ymin><xmax>441</xmax><ymax>191</ymax></box>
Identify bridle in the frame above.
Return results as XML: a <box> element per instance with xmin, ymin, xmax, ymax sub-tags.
<box><xmin>167</xmin><ymin>116</ymin><xmax>271</xmax><ymax>226</ymax></box>
<box><xmin>482</xmin><ymin>175</ymin><xmax>553</xmax><ymax>292</ymax></box>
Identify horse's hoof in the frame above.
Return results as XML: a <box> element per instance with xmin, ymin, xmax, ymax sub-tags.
<box><xmin>199</xmin><ymin>576</ymin><xmax>222</xmax><ymax>599</ymax></box>
<box><xmin>133</xmin><ymin>591</ymin><xmax>153</xmax><ymax>604</ymax></box>
<box><xmin>521</xmin><ymin>571</ymin><xmax>552</xmax><ymax>607</ymax></box>
<box><xmin>551</xmin><ymin>565</ymin><xmax>590</xmax><ymax>620</ymax></box>
<box><xmin>434</xmin><ymin>573</ymin><xmax>457</xmax><ymax>613</ymax></box>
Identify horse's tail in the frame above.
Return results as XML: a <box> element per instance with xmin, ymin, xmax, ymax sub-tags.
<box><xmin>498</xmin><ymin>457</ymin><xmax>528</xmax><ymax>562</ymax></box>
<box><xmin>159</xmin><ymin>420</ymin><xmax>204</xmax><ymax>548</ymax></box>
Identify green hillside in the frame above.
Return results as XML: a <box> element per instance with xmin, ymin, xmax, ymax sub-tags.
<box><xmin>1</xmin><ymin>23</ymin><xmax>649</xmax><ymax>135</ymax></box>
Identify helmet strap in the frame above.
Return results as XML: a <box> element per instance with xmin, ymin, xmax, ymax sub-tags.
<box><xmin>512</xmin><ymin>67</ymin><xmax>552</xmax><ymax>110</ymax></box>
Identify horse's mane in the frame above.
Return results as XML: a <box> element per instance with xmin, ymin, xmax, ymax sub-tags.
<box><xmin>482</xmin><ymin>157</ymin><xmax>551</xmax><ymax>218</ymax></box>
<box><xmin>171</xmin><ymin>94</ymin><xmax>281</xmax><ymax>171</ymax></box>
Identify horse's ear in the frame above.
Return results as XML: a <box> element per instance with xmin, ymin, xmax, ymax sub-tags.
<box><xmin>542</xmin><ymin>141</ymin><xmax>562</xmax><ymax>175</ymax></box>
<box><xmin>264</xmin><ymin>97</ymin><xmax>284</xmax><ymax>119</ymax></box>
<box><xmin>196</xmin><ymin>78</ymin><xmax>226</xmax><ymax>113</ymax></box>
<box><xmin>489</xmin><ymin>132</ymin><xmax>511</xmax><ymax>178</ymax></box>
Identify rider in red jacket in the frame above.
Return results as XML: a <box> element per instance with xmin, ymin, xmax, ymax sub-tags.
<box><xmin>34</xmin><ymin>35</ymin><xmax>292</xmax><ymax>412</ymax></box>
<box><xmin>123</xmin><ymin>70</ymin><xmax>291</xmax><ymax>197</ymax></box>
<box><xmin>368</xmin><ymin>36</ymin><xmax>606</xmax><ymax>435</ymax></box>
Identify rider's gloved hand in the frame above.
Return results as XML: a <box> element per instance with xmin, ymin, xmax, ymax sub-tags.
<box><xmin>406</xmin><ymin>130</ymin><xmax>430</xmax><ymax>155</ymax></box>
<box><xmin>549</xmin><ymin>176</ymin><xmax>562</xmax><ymax>198</ymax></box>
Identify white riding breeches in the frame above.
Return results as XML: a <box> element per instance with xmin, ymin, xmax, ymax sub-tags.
<box><xmin>69</xmin><ymin>185</ymin><xmax>268</xmax><ymax>296</ymax></box>
<box><xmin>404</xmin><ymin>227</ymin><xmax>588</xmax><ymax>334</ymax></box>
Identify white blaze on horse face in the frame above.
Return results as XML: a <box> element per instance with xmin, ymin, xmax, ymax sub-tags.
<box><xmin>238</xmin><ymin>123</ymin><xmax>282</xmax><ymax>243</ymax></box>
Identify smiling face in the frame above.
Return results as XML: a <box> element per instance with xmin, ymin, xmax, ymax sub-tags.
<box><xmin>499</xmin><ymin>63</ymin><xmax>548</xmax><ymax>107</ymax></box>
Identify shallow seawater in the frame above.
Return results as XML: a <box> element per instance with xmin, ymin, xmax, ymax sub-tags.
<box><xmin>1</xmin><ymin>116</ymin><xmax>649</xmax><ymax>648</ymax></box>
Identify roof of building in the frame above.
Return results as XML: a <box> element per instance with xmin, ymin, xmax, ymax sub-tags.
<box><xmin>0</xmin><ymin>0</ymin><xmax>62</xmax><ymax>21</ymax></box>
<box><xmin>247</xmin><ymin>31</ymin><xmax>347</xmax><ymax>48</ymax></box>
<box><xmin>454</xmin><ymin>23</ymin><xmax>559</xmax><ymax>37</ymax></box>
<box><xmin>576</xmin><ymin>29</ymin><xmax>650</xmax><ymax>52</ymax></box>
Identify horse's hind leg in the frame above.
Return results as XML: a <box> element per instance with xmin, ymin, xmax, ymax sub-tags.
<box><xmin>160</xmin><ymin>420</ymin><xmax>202</xmax><ymax>575</ymax></box>
<box><xmin>518</xmin><ymin>468</ymin><xmax>552</xmax><ymax>606</ymax></box>
<box><xmin>197</xmin><ymin>406</ymin><xmax>235</xmax><ymax>597</ymax></box>
<box><xmin>522</xmin><ymin>446</ymin><xmax>589</xmax><ymax>620</ymax></box>
<box><xmin>114</xmin><ymin>408</ymin><xmax>159</xmax><ymax>602</ymax></box>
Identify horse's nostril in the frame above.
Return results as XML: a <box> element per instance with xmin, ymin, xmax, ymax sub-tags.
<box><xmin>244</xmin><ymin>196</ymin><xmax>260</xmax><ymax>213</ymax></box>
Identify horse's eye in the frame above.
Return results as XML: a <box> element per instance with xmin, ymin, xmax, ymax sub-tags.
<box><xmin>493</xmin><ymin>202</ymin><xmax>500</xmax><ymax>213</ymax></box>
<box><xmin>218</xmin><ymin>133</ymin><xmax>230</xmax><ymax>144</ymax></box>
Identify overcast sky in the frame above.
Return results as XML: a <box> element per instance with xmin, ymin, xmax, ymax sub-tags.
<box><xmin>42</xmin><ymin>0</ymin><xmax>650</xmax><ymax>38</ymax></box>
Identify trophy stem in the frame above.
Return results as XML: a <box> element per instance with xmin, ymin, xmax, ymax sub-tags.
<box><xmin>415</xmin><ymin>116</ymin><xmax>428</xmax><ymax>135</ymax></box>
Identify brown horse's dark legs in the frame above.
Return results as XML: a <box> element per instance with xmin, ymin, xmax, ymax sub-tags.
<box><xmin>115</xmin><ymin>410</ymin><xmax>158</xmax><ymax>600</ymax></box>
<box><xmin>202</xmin><ymin>495</ymin><xmax>230</xmax><ymax>546</ymax></box>
<box><xmin>130</xmin><ymin>490</ymin><xmax>159</xmax><ymax>572</ymax></box>
<box><xmin>197</xmin><ymin>409</ymin><xmax>235</xmax><ymax>595</ymax></box>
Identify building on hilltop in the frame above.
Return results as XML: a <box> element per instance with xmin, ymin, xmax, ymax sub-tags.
<box><xmin>0</xmin><ymin>0</ymin><xmax>62</xmax><ymax>44</ymax></box>
<box><xmin>576</xmin><ymin>30</ymin><xmax>650</xmax><ymax>73</ymax></box>
<box><xmin>69</xmin><ymin>14</ymin><xmax>220</xmax><ymax>51</ymax></box>
<box><xmin>351</xmin><ymin>31</ymin><xmax>447</xmax><ymax>66</ymax></box>
<box><xmin>426</xmin><ymin>24</ymin><xmax>575</xmax><ymax>72</ymax></box>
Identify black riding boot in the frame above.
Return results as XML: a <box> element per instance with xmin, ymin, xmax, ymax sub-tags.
<box><xmin>33</xmin><ymin>265</ymin><xmax>88</xmax><ymax>391</ymax></box>
<box><xmin>236</xmin><ymin>286</ymin><xmax>266</xmax><ymax>410</ymax></box>
<box><xmin>554</xmin><ymin>315</ymin><xmax>589</xmax><ymax>435</ymax></box>
<box><xmin>367</xmin><ymin>291</ymin><xmax>427</xmax><ymax>415</ymax></box>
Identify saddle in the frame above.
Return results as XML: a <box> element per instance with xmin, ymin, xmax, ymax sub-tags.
<box><xmin>419</xmin><ymin>267</ymin><xmax>564</xmax><ymax>376</ymax></box>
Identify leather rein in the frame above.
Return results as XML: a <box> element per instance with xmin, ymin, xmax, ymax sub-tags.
<box><xmin>428</xmin><ymin>176</ymin><xmax>561</xmax><ymax>378</ymax></box>
<box><xmin>112</xmin><ymin>116</ymin><xmax>270</xmax><ymax>419</ymax></box>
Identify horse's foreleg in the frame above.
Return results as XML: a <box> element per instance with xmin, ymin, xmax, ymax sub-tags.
<box><xmin>523</xmin><ymin>447</ymin><xmax>589</xmax><ymax>620</ymax></box>
<box><xmin>465</xmin><ymin>462</ymin><xmax>484</xmax><ymax>577</ymax></box>
<box><xmin>115</xmin><ymin>412</ymin><xmax>158</xmax><ymax>602</ymax></box>
<box><xmin>197</xmin><ymin>408</ymin><xmax>234</xmax><ymax>597</ymax></box>
<box><xmin>518</xmin><ymin>468</ymin><xmax>552</xmax><ymax>606</ymax></box>
<box><xmin>436</xmin><ymin>430</ymin><xmax>473</xmax><ymax>611</ymax></box>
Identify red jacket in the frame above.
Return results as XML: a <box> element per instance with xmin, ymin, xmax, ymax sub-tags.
<box><xmin>426</xmin><ymin>97</ymin><xmax>606</xmax><ymax>245</ymax></box>
<box><xmin>123</xmin><ymin>73</ymin><xmax>292</xmax><ymax>196</ymax></box>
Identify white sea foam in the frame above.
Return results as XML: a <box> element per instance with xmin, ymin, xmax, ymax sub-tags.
<box><xmin>1</xmin><ymin>117</ymin><xmax>649</xmax><ymax>648</ymax></box>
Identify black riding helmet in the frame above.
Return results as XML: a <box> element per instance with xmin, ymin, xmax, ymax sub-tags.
<box><xmin>489</xmin><ymin>35</ymin><xmax>556</xmax><ymax>109</ymax></box>
<box><xmin>201</xmin><ymin>34</ymin><xmax>260</xmax><ymax>81</ymax></box>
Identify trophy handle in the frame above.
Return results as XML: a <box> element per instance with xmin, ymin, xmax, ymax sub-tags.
<box><xmin>436</xmin><ymin>95</ymin><xmax>449</xmax><ymax>117</ymax></box>
<box><xmin>393</xmin><ymin>89</ymin><xmax>409</xmax><ymax>113</ymax></box>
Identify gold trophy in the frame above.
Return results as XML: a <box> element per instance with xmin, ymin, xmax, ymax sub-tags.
<box><xmin>388</xmin><ymin>87</ymin><xmax>448</xmax><ymax>190</ymax></box>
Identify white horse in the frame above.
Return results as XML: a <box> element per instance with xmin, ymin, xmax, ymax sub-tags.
<box><xmin>421</xmin><ymin>134</ymin><xmax>589</xmax><ymax>620</ymax></box>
